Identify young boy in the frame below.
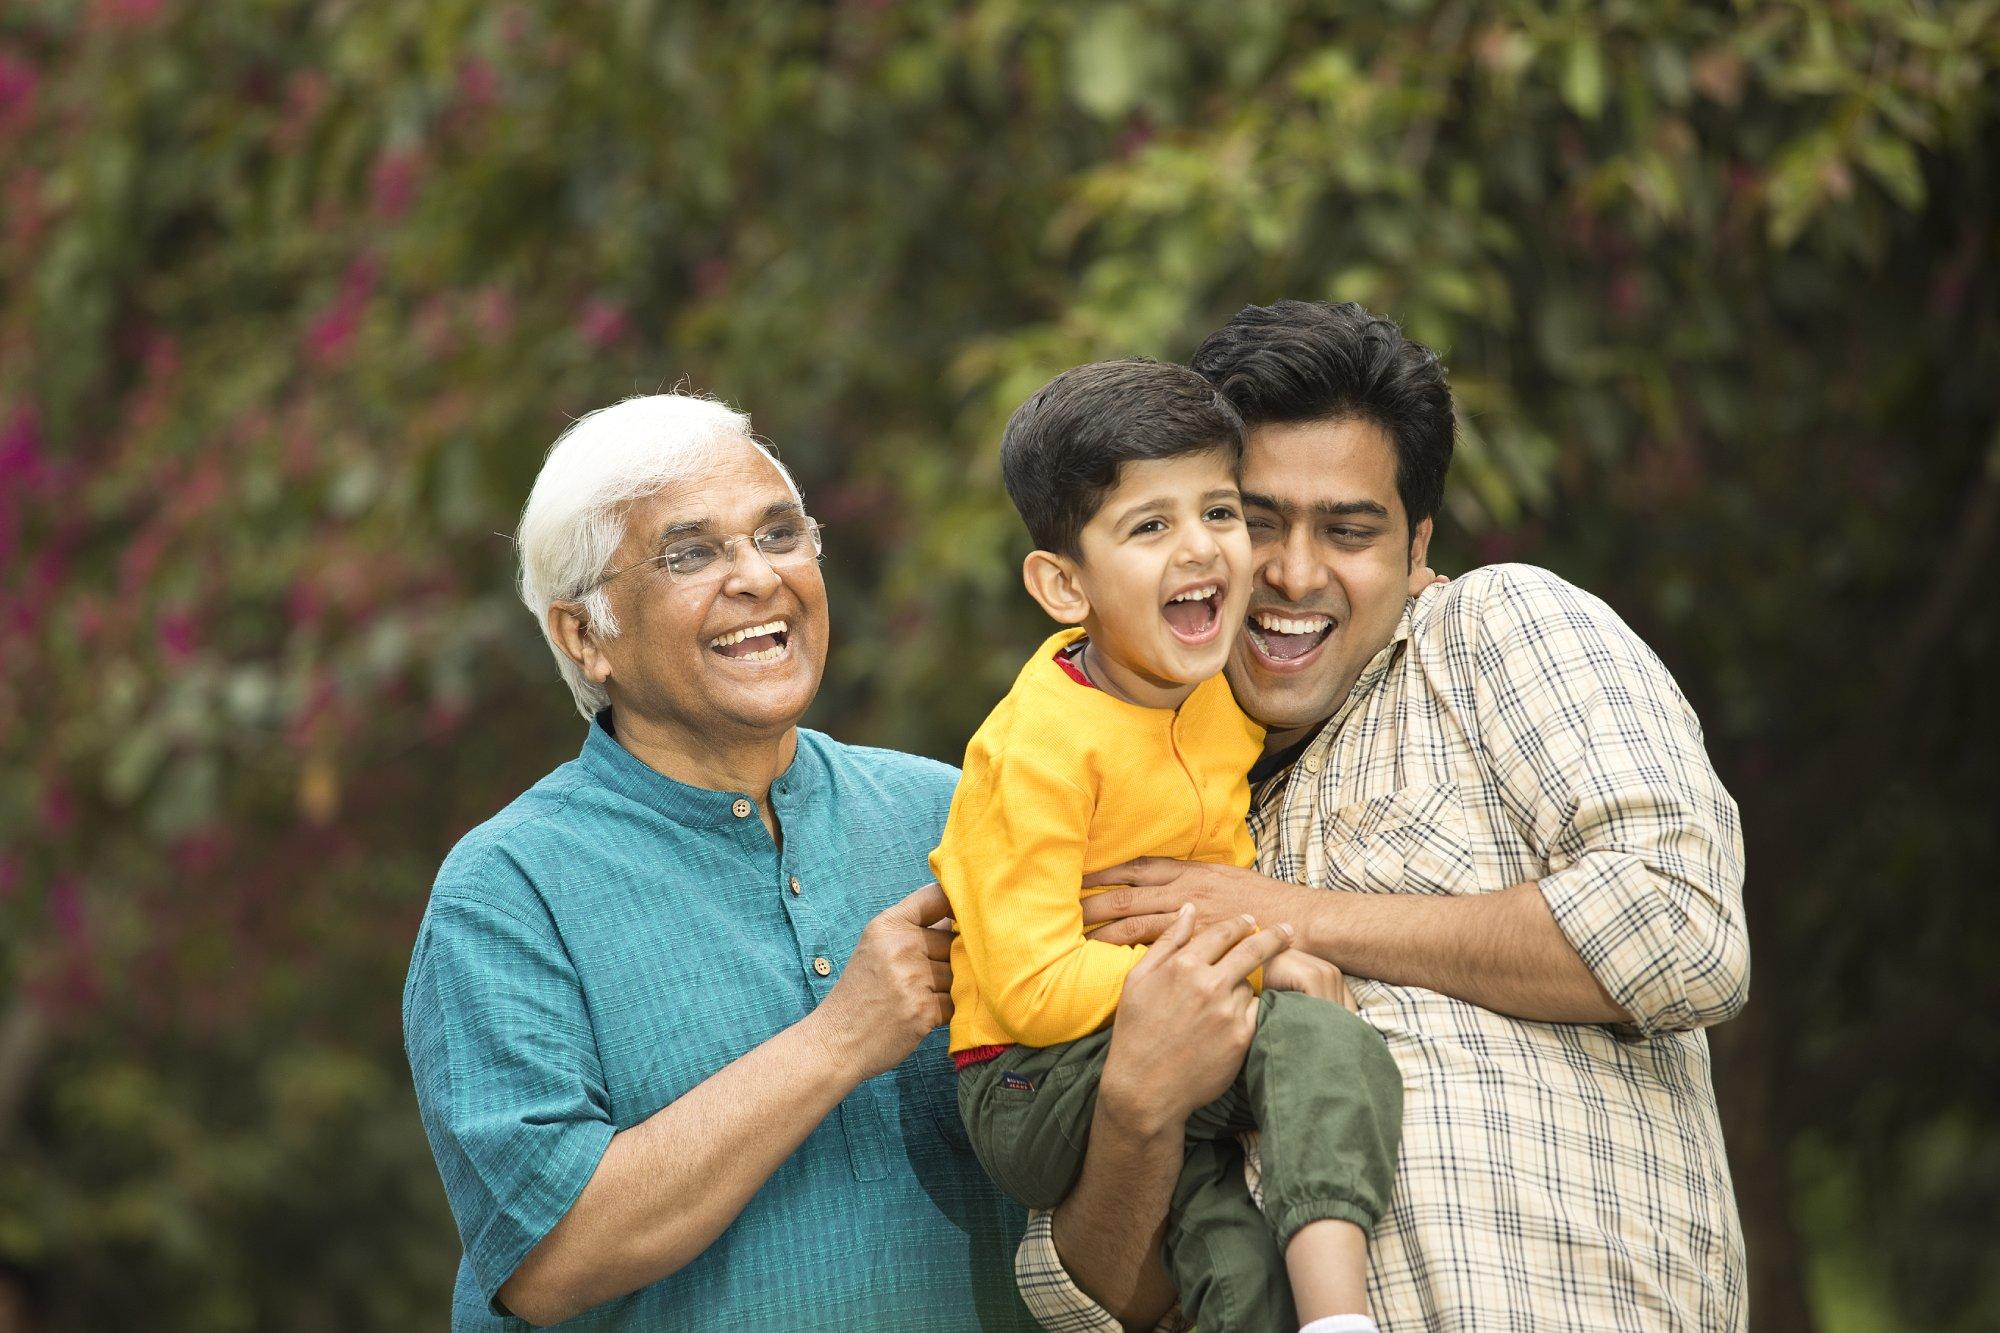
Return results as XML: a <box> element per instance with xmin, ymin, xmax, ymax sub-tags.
<box><xmin>934</xmin><ymin>359</ymin><xmax>1404</xmax><ymax>1333</ymax></box>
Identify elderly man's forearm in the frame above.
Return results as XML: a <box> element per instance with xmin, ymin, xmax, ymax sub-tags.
<box><xmin>498</xmin><ymin>1011</ymin><xmax>866</xmax><ymax>1324</ymax></box>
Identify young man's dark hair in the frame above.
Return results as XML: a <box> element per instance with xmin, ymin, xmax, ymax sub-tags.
<box><xmin>1000</xmin><ymin>357</ymin><xmax>1245</xmax><ymax>557</ymax></box>
<box><xmin>1190</xmin><ymin>300</ymin><xmax>1454</xmax><ymax>538</ymax></box>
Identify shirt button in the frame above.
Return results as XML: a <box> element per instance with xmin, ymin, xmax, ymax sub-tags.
<box><xmin>812</xmin><ymin>956</ymin><xmax>832</xmax><ymax>977</ymax></box>
<box><xmin>1302</xmin><ymin>752</ymin><xmax>1322</xmax><ymax>775</ymax></box>
<box><xmin>789</xmin><ymin>876</ymin><xmax>802</xmax><ymax>895</ymax></box>
<box><xmin>731</xmin><ymin>798</ymin><xmax>753</xmax><ymax>818</ymax></box>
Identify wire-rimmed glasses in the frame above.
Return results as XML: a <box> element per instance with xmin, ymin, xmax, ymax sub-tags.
<box><xmin>585</xmin><ymin>517</ymin><xmax>825</xmax><ymax>592</ymax></box>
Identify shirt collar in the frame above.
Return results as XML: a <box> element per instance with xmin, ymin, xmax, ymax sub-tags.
<box><xmin>578</xmin><ymin>710</ymin><xmax>813</xmax><ymax>826</ymax></box>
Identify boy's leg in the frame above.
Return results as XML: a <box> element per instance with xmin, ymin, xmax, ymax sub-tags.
<box><xmin>1163</xmin><ymin>1137</ymin><xmax>1297</xmax><ymax>1333</ymax></box>
<box><xmin>1237</xmin><ymin>990</ymin><xmax>1402</xmax><ymax>1244</ymax></box>
<box><xmin>956</xmin><ymin>1029</ymin><xmax>1113</xmax><ymax>1210</ymax></box>
<box><xmin>1176</xmin><ymin>991</ymin><xmax>1402</xmax><ymax>1325</ymax></box>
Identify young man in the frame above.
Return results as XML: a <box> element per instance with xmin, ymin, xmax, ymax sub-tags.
<box><xmin>1019</xmin><ymin>302</ymin><xmax>1750</xmax><ymax>1331</ymax></box>
<box><xmin>936</xmin><ymin>359</ymin><xmax>1403</xmax><ymax>1333</ymax></box>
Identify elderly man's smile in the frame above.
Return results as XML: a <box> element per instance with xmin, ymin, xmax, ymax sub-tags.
<box><xmin>709</xmin><ymin>617</ymin><xmax>792</xmax><ymax>662</ymax></box>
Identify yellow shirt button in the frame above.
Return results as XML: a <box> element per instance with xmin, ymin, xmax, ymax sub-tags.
<box><xmin>812</xmin><ymin>956</ymin><xmax>832</xmax><ymax>977</ymax></box>
<box><xmin>789</xmin><ymin>876</ymin><xmax>802</xmax><ymax>895</ymax></box>
<box><xmin>732</xmin><ymin>798</ymin><xmax>753</xmax><ymax>818</ymax></box>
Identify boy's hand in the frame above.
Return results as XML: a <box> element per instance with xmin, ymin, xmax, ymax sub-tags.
<box><xmin>1096</xmin><ymin>907</ymin><xmax>1292</xmax><ymax>1133</ymax></box>
<box><xmin>1262</xmin><ymin>947</ymin><xmax>1357</xmax><ymax>1012</ymax></box>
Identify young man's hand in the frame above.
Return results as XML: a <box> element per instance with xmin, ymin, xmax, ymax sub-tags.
<box><xmin>1262</xmin><ymin>946</ymin><xmax>1357</xmax><ymax>1012</ymax></box>
<box><xmin>1082</xmin><ymin>860</ymin><xmax>1308</xmax><ymax>945</ymax></box>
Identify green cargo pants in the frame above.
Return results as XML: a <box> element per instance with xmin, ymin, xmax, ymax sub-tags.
<box><xmin>958</xmin><ymin>990</ymin><xmax>1402</xmax><ymax>1333</ymax></box>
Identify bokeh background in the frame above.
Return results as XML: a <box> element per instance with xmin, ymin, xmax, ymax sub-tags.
<box><xmin>3</xmin><ymin>2</ymin><xmax>1996</xmax><ymax>1329</ymax></box>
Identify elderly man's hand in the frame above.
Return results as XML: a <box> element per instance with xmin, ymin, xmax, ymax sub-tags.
<box><xmin>809</xmin><ymin>882</ymin><xmax>955</xmax><ymax>1081</ymax></box>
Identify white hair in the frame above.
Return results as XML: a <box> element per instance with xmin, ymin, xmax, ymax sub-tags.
<box><xmin>515</xmin><ymin>392</ymin><xmax>803</xmax><ymax>718</ymax></box>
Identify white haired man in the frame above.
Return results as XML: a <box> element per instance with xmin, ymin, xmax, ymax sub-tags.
<box><xmin>401</xmin><ymin>394</ymin><xmax>1290</xmax><ymax>1329</ymax></box>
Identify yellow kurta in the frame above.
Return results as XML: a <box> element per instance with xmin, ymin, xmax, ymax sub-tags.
<box><xmin>935</xmin><ymin>627</ymin><xmax>1265</xmax><ymax>1053</ymax></box>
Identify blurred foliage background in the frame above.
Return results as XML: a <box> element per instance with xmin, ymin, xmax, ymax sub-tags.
<box><xmin>3</xmin><ymin>0</ymin><xmax>1996</xmax><ymax>1329</ymax></box>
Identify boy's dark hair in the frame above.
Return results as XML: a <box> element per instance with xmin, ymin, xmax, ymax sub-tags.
<box><xmin>1190</xmin><ymin>300</ymin><xmax>1454</xmax><ymax>535</ymax></box>
<box><xmin>1001</xmin><ymin>358</ymin><xmax>1245</xmax><ymax>557</ymax></box>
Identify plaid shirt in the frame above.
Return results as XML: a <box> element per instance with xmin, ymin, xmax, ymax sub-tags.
<box><xmin>1015</xmin><ymin>564</ymin><xmax>1749</xmax><ymax>1332</ymax></box>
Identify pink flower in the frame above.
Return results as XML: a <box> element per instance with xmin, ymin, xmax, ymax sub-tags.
<box><xmin>0</xmin><ymin>49</ymin><xmax>38</xmax><ymax>134</ymax></box>
<box><xmin>118</xmin><ymin>524</ymin><xmax>168</xmax><ymax>595</ymax></box>
<box><xmin>473</xmin><ymin>285</ymin><xmax>515</xmax><ymax>340</ymax></box>
<box><xmin>304</xmin><ymin>255</ymin><xmax>381</xmax><ymax>367</ymax></box>
<box><xmin>172</xmin><ymin>829</ymin><xmax>229</xmax><ymax>877</ymax></box>
<box><xmin>0</xmin><ymin>405</ymin><xmax>43</xmax><ymax>487</ymax></box>
<box><xmin>693</xmin><ymin>257</ymin><xmax>732</xmax><ymax>300</ymax></box>
<box><xmin>74</xmin><ymin>596</ymin><xmax>105</xmax><ymax>643</ymax></box>
<box><xmin>158</xmin><ymin>607</ymin><xmax>198</xmax><ymax>661</ymax></box>
<box><xmin>40</xmin><ymin>781</ymin><xmax>75</xmax><ymax>835</ymax></box>
<box><xmin>286</xmin><ymin>578</ymin><xmax>324</xmax><ymax>628</ymax></box>
<box><xmin>278</xmin><ymin>70</ymin><xmax>329</xmax><ymax>149</ymax></box>
<box><xmin>457</xmin><ymin>58</ymin><xmax>500</xmax><ymax>109</ymax></box>
<box><xmin>370</xmin><ymin>147</ymin><xmax>423</xmax><ymax>219</ymax></box>
<box><xmin>91</xmin><ymin>0</ymin><xmax>165</xmax><ymax>29</ymax></box>
<box><xmin>577</xmin><ymin>297</ymin><xmax>631</xmax><ymax>349</ymax></box>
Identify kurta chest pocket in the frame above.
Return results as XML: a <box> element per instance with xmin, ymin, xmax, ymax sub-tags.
<box><xmin>1316</xmin><ymin>781</ymin><xmax>1477</xmax><ymax>896</ymax></box>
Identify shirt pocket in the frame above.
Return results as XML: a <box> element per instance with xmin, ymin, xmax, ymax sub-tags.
<box><xmin>1317</xmin><ymin>781</ymin><xmax>1477</xmax><ymax>896</ymax></box>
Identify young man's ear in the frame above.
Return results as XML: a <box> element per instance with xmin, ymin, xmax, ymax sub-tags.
<box><xmin>1404</xmin><ymin>516</ymin><xmax>1439</xmax><ymax>597</ymax></box>
<box><xmin>547</xmin><ymin>602</ymin><xmax>615</xmax><ymax>686</ymax></box>
<box><xmin>1022</xmin><ymin>550</ymin><xmax>1092</xmax><ymax>625</ymax></box>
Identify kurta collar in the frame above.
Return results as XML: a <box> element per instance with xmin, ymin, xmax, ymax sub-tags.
<box><xmin>579</xmin><ymin>710</ymin><xmax>812</xmax><ymax>826</ymax></box>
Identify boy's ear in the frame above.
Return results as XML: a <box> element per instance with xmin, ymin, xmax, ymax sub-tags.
<box><xmin>1022</xmin><ymin>550</ymin><xmax>1092</xmax><ymax>625</ymax></box>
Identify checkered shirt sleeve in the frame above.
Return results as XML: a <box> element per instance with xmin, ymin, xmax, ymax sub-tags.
<box><xmin>1014</xmin><ymin>1208</ymin><xmax>1191</xmax><ymax>1333</ymax></box>
<box><xmin>1463</xmin><ymin>564</ymin><xmax>1749</xmax><ymax>1034</ymax></box>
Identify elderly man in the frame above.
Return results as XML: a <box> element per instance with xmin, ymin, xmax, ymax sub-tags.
<box><xmin>1021</xmin><ymin>301</ymin><xmax>1751</xmax><ymax>1331</ymax></box>
<box><xmin>402</xmin><ymin>393</ymin><xmax>1295</xmax><ymax>1330</ymax></box>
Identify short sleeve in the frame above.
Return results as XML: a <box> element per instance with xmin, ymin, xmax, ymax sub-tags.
<box><xmin>403</xmin><ymin>889</ymin><xmax>616</xmax><ymax>1312</ymax></box>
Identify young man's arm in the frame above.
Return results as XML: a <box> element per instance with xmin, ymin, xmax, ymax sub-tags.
<box><xmin>1083</xmin><ymin>570</ymin><xmax>1749</xmax><ymax>1035</ymax></box>
<box><xmin>1015</xmin><ymin>909</ymin><xmax>1295</xmax><ymax>1329</ymax></box>
<box><xmin>1081</xmin><ymin>870</ymin><xmax>1627</xmax><ymax>1024</ymax></box>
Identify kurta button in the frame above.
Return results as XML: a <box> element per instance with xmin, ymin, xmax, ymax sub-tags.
<box><xmin>789</xmin><ymin>876</ymin><xmax>802</xmax><ymax>895</ymax></box>
<box><xmin>812</xmin><ymin>956</ymin><xmax>832</xmax><ymax>976</ymax></box>
<box><xmin>731</xmin><ymin>798</ymin><xmax>752</xmax><ymax>818</ymax></box>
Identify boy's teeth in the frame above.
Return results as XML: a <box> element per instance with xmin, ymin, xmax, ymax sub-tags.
<box><xmin>1254</xmin><ymin>612</ymin><xmax>1332</xmax><ymax>634</ymax></box>
<box><xmin>709</xmin><ymin>619</ymin><xmax>788</xmax><ymax>648</ymax></box>
<box><xmin>1168</xmin><ymin>586</ymin><xmax>1218</xmax><ymax>603</ymax></box>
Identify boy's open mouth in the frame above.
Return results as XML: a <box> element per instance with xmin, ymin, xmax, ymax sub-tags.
<box><xmin>1244</xmin><ymin>609</ymin><xmax>1334</xmax><ymax>663</ymax></box>
<box><xmin>1161</xmin><ymin>583</ymin><xmax>1224</xmax><ymax>645</ymax></box>
<box><xmin>709</xmin><ymin>618</ymin><xmax>790</xmax><ymax>662</ymax></box>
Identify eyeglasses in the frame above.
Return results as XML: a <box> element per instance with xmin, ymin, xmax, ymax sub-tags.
<box><xmin>586</xmin><ymin>517</ymin><xmax>826</xmax><ymax>591</ymax></box>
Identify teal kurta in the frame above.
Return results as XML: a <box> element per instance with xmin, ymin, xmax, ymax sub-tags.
<box><xmin>403</xmin><ymin>715</ymin><xmax>1030</xmax><ymax>1331</ymax></box>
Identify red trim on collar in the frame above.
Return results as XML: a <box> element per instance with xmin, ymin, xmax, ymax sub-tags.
<box><xmin>1053</xmin><ymin>641</ymin><xmax>1097</xmax><ymax>689</ymax></box>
